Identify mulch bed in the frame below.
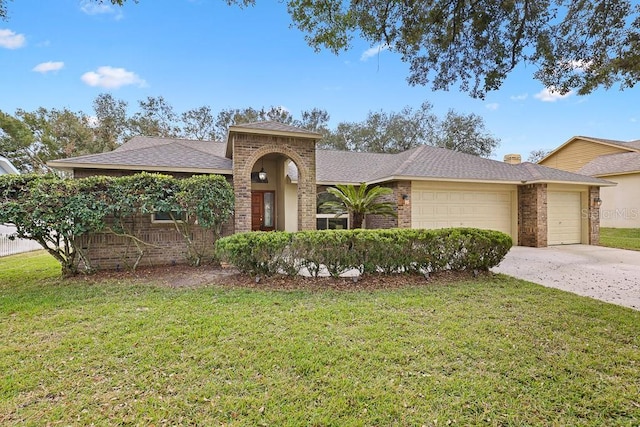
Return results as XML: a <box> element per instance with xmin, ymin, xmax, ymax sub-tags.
<box><xmin>71</xmin><ymin>264</ymin><xmax>490</xmax><ymax>291</ymax></box>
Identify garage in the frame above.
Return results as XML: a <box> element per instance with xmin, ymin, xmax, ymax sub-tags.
<box><xmin>547</xmin><ymin>191</ymin><xmax>582</xmax><ymax>245</ymax></box>
<box><xmin>411</xmin><ymin>182</ymin><xmax>516</xmax><ymax>239</ymax></box>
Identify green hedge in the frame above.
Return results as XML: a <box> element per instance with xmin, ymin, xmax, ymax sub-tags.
<box><xmin>215</xmin><ymin>228</ymin><xmax>512</xmax><ymax>278</ymax></box>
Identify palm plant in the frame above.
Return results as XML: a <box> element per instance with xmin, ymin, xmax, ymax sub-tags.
<box><xmin>319</xmin><ymin>183</ymin><xmax>397</xmax><ymax>229</ymax></box>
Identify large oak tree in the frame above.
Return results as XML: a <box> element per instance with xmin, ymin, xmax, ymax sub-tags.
<box><xmin>4</xmin><ymin>0</ymin><xmax>637</xmax><ymax>98</ymax></box>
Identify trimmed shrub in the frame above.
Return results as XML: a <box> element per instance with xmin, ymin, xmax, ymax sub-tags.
<box><xmin>215</xmin><ymin>228</ymin><xmax>512</xmax><ymax>278</ymax></box>
<box><xmin>214</xmin><ymin>231</ymin><xmax>294</xmax><ymax>277</ymax></box>
<box><xmin>291</xmin><ymin>230</ymin><xmax>360</xmax><ymax>277</ymax></box>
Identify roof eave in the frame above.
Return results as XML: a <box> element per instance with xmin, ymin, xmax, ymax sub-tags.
<box><xmin>366</xmin><ymin>175</ymin><xmax>615</xmax><ymax>187</ymax></box>
<box><xmin>228</xmin><ymin>126</ymin><xmax>322</xmax><ymax>140</ymax></box>
<box><xmin>47</xmin><ymin>161</ymin><xmax>233</xmax><ymax>175</ymax></box>
<box><xmin>591</xmin><ymin>170</ymin><xmax>640</xmax><ymax>178</ymax></box>
<box><xmin>540</xmin><ymin>135</ymin><xmax>639</xmax><ymax>163</ymax></box>
<box><xmin>366</xmin><ymin>175</ymin><xmax>525</xmax><ymax>186</ymax></box>
<box><xmin>524</xmin><ymin>179</ymin><xmax>617</xmax><ymax>187</ymax></box>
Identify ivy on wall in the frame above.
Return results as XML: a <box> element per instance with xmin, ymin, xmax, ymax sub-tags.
<box><xmin>0</xmin><ymin>172</ymin><xmax>235</xmax><ymax>276</ymax></box>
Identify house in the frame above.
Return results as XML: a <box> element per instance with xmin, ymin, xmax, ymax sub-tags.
<box><xmin>0</xmin><ymin>155</ymin><xmax>43</xmax><ymax>256</ymax></box>
<box><xmin>0</xmin><ymin>155</ymin><xmax>19</xmax><ymax>175</ymax></box>
<box><xmin>48</xmin><ymin>122</ymin><xmax>612</xmax><ymax>269</ymax></box>
<box><xmin>539</xmin><ymin>136</ymin><xmax>640</xmax><ymax>228</ymax></box>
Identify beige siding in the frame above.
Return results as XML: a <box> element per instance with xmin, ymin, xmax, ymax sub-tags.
<box><xmin>541</xmin><ymin>139</ymin><xmax>627</xmax><ymax>172</ymax></box>
<box><xmin>284</xmin><ymin>181</ymin><xmax>298</xmax><ymax>231</ymax></box>
<box><xmin>599</xmin><ymin>173</ymin><xmax>640</xmax><ymax>228</ymax></box>
<box><xmin>411</xmin><ymin>181</ymin><xmax>517</xmax><ymax>241</ymax></box>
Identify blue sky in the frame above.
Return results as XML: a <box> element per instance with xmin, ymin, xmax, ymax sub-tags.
<box><xmin>1</xmin><ymin>0</ymin><xmax>639</xmax><ymax>160</ymax></box>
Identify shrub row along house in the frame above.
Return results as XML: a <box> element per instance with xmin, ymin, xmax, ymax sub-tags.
<box><xmin>539</xmin><ymin>135</ymin><xmax>640</xmax><ymax>228</ymax></box>
<box><xmin>49</xmin><ymin>122</ymin><xmax>612</xmax><ymax>269</ymax></box>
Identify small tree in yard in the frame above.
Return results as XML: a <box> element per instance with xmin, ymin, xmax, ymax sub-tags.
<box><xmin>319</xmin><ymin>183</ymin><xmax>397</xmax><ymax>229</ymax></box>
<box><xmin>0</xmin><ymin>174</ymin><xmax>111</xmax><ymax>276</ymax></box>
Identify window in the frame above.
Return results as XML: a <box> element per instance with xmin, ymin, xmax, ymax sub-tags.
<box><xmin>316</xmin><ymin>190</ymin><xmax>349</xmax><ymax>229</ymax></box>
<box><xmin>152</xmin><ymin>210</ymin><xmax>186</xmax><ymax>223</ymax></box>
<box><xmin>316</xmin><ymin>214</ymin><xmax>349</xmax><ymax>230</ymax></box>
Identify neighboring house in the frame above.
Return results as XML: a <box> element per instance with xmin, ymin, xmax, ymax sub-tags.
<box><xmin>540</xmin><ymin>136</ymin><xmax>640</xmax><ymax>228</ymax></box>
<box><xmin>0</xmin><ymin>155</ymin><xmax>19</xmax><ymax>175</ymax></box>
<box><xmin>48</xmin><ymin>122</ymin><xmax>612</xmax><ymax>269</ymax></box>
<box><xmin>0</xmin><ymin>156</ymin><xmax>43</xmax><ymax>256</ymax></box>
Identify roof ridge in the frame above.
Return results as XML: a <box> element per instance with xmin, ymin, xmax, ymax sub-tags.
<box><xmin>392</xmin><ymin>145</ymin><xmax>427</xmax><ymax>175</ymax></box>
<box><xmin>517</xmin><ymin>162</ymin><xmax>546</xmax><ymax>181</ymax></box>
<box><xmin>141</xmin><ymin>135</ymin><xmax>217</xmax><ymax>143</ymax></box>
<box><xmin>176</xmin><ymin>139</ymin><xmax>226</xmax><ymax>154</ymax></box>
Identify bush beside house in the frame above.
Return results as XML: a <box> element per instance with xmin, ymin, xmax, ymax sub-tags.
<box><xmin>215</xmin><ymin>228</ymin><xmax>513</xmax><ymax>278</ymax></box>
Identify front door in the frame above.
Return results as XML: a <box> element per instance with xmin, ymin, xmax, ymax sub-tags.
<box><xmin>251</xmin><ymin>191</ymin><xmax>275</xmax><ymax>231</ymax></box>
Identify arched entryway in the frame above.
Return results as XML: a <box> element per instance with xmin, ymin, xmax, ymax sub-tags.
<box><xmin>227</xmin><ymin>122</ymin><xmax>321</xmax><ymax>233</ymax></box>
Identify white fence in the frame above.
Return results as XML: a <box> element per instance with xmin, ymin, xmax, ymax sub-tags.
<box><xmin>0</xmin><ymin>225</ymin><xmax>43</xmax><ymax>257</ymax></box>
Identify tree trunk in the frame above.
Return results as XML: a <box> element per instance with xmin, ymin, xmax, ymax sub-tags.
<box><xmin>352</xmin><ymin>212</ymin><xmax>364</xmax><ymax>229</ymax></box>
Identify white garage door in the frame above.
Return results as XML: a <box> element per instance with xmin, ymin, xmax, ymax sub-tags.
<box><xmin>548</xmin><ymin>192</ymin><xmax>582</xmax><ymax>245</ymax></box>
<box><xmin>412</xmin><ymin>182</ymin><xmax>514</xmax><ymax>237</ymax></box>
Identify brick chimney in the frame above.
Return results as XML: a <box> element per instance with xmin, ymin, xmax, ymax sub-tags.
<box><xmin>504</xmin><ymin>154</ymin><xmax>522</xmax><ymax>165</ymax></box>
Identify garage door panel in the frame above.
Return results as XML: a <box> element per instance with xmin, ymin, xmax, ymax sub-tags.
<box><xmin>412</xmin><ymin>184</ymin><xmax>514</xmax><ymax>236</ymax></box>
<box><xmin>548</xmin><ymin>192</ymin><xmax>582</xmax><ymax>245</ymax></box>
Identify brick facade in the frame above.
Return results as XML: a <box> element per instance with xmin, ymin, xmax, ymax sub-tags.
<box><xmin>71</xmin><ymin>168</ymin><xmax>235</xmax><ymax>270</ymax></box>
<box><xmin>518</xmin><ymin>183</ymin><xmax>548</xmax><ymax>247</ymax></box>
<box><xmin>365</xmin><ymin>181</ymin><xmax>412</xmax><ymax>229</ymax></box>
<box><xmin>231</xmin><ymin>133</ymin><xmax>317</xmax><ymax>233</ymax></box>
<box><xmin>76</xmin><ymin>215</ymin><xmax>235</xmax><ymax>270</ymax></box>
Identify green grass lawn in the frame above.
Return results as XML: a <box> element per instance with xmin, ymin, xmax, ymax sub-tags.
<box><xmin>1</xmin><ymin>252</ymin><xmax>639</xmax><ymax>426</ymax></box>
<box><xmin>600</xmin><ymin>228</ymin><xmax>640</xmax><ymax>251</ymax></box>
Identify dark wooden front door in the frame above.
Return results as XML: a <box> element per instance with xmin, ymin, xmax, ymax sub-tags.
<box><xmin>251</xmin><ymin>191</ymin><xmax>275</xmax><ymax>231</ymax></box>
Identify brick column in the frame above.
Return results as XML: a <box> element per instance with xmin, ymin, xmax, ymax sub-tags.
<box><xmin>518</xmin><ymin>183</ymin><xmax>547</xmax><ymax>247</ymax></box>
<box><xmin>396</xmin><ymin>181</ymin><xmax>412</xmax><ymax>229</ymax></box>
<box><xmin>365</xmin><ymin>181</ymin><xmax>412</xmax><ymax>229</ymax></box>
<box><xmin>297</xmin><ymin>146</ymin><xmax>316</xmax><ymax>230</ymax></box>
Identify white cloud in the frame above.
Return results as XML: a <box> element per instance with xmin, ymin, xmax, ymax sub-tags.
<box><xmin>80</xmin><ymin>1</ymin><xmax>123</xmax><ymax>19</ymax></box>
<box><xmin>32</xmin><ymin>61</ymin><xmax>64</xmax><ymax>73</ymax></box>
<box><xmin>81</xmin><ymin>1</ymin><xmax>113</xmax><ymax>15</ymax></box>
<box><xmin>361</xmin><ymin>43</ymin><xmax>390</xmax><ymax>61</ymax></box>
<box><xmin>81</xmin><ymin>66</ymin><xmax>147</xmax><ymax>89</ymax></box>
<box><xmin>0</xmin><ymin>29</ymin><xmax>26</xmax><ymax>49</ymax></box>
<box><xmin>486</xmin><ymin>103</ymin><xmax>499</xmax><ymax>111</ymax></box>
<box><xmin>510</xmin><ymin>93</ymin><xmax>528</xmax><ymax>101</ymax></box>
<box><xmin>565</xmin><ymin>59</ymin><xmax>593</xmax><ymax>72</ymax></box>
<box><xmin>534</xmin><ymin>87</ymin><xmax>574</xmax><ymax>102</ymax></box>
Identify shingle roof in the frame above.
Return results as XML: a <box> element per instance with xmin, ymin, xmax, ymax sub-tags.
<box><xmin>49</xmin><ymin>136</ymin><xmax>232</xmax><ymax>173</ymax></box>
<box><xmin>315</xmin><ymin>150</ymin><xmax>407</xmax><ymax>183</ymax></box>
<box><xmin>115</xmin><ymin>136</ymin><xmax>227</xmax><ymax>157</ymax></box>
<box><xmin>573</xmin><ymin>135</ymin><xmax>640</xmax><ymax>152</ymax></box>
<box><xmin>312</xmin><ymin>145</ymin><xmax>611</xmax><ymax>185</ymax></box>
<box><xmin>578</xmin><ymin>151</ymin><xmax>640</xmax><ymax>176</ymax></box>
<box><xmin>623</xmin><ymin>140</ymin><xmax>640</xmax><ymax>149</ymax></box>
<box><xmin>49</xmin><ymin>135</ymin><xmax>612</xmax><ymax>186</ymax></box>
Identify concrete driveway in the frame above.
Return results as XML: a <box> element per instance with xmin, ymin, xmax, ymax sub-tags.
<box><xmin>492</xmin><ymin>245</ymin><xmax>640</xmax><ymax>310</ymax></box>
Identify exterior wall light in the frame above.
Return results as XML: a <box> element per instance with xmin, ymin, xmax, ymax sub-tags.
<box><xmin>593</xmin><ymin>197</ymin><xmax>602</xmax><ymax>208</ymax></box>
<box><xmin>401</xmin><ymin>194</ymin><xmax>410</xmax><ymax>206</ymax></box>
<box><xmin>258</xmin><ymin>158</ymin><xmax>267</xmax><ymax>182</ymax></box>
